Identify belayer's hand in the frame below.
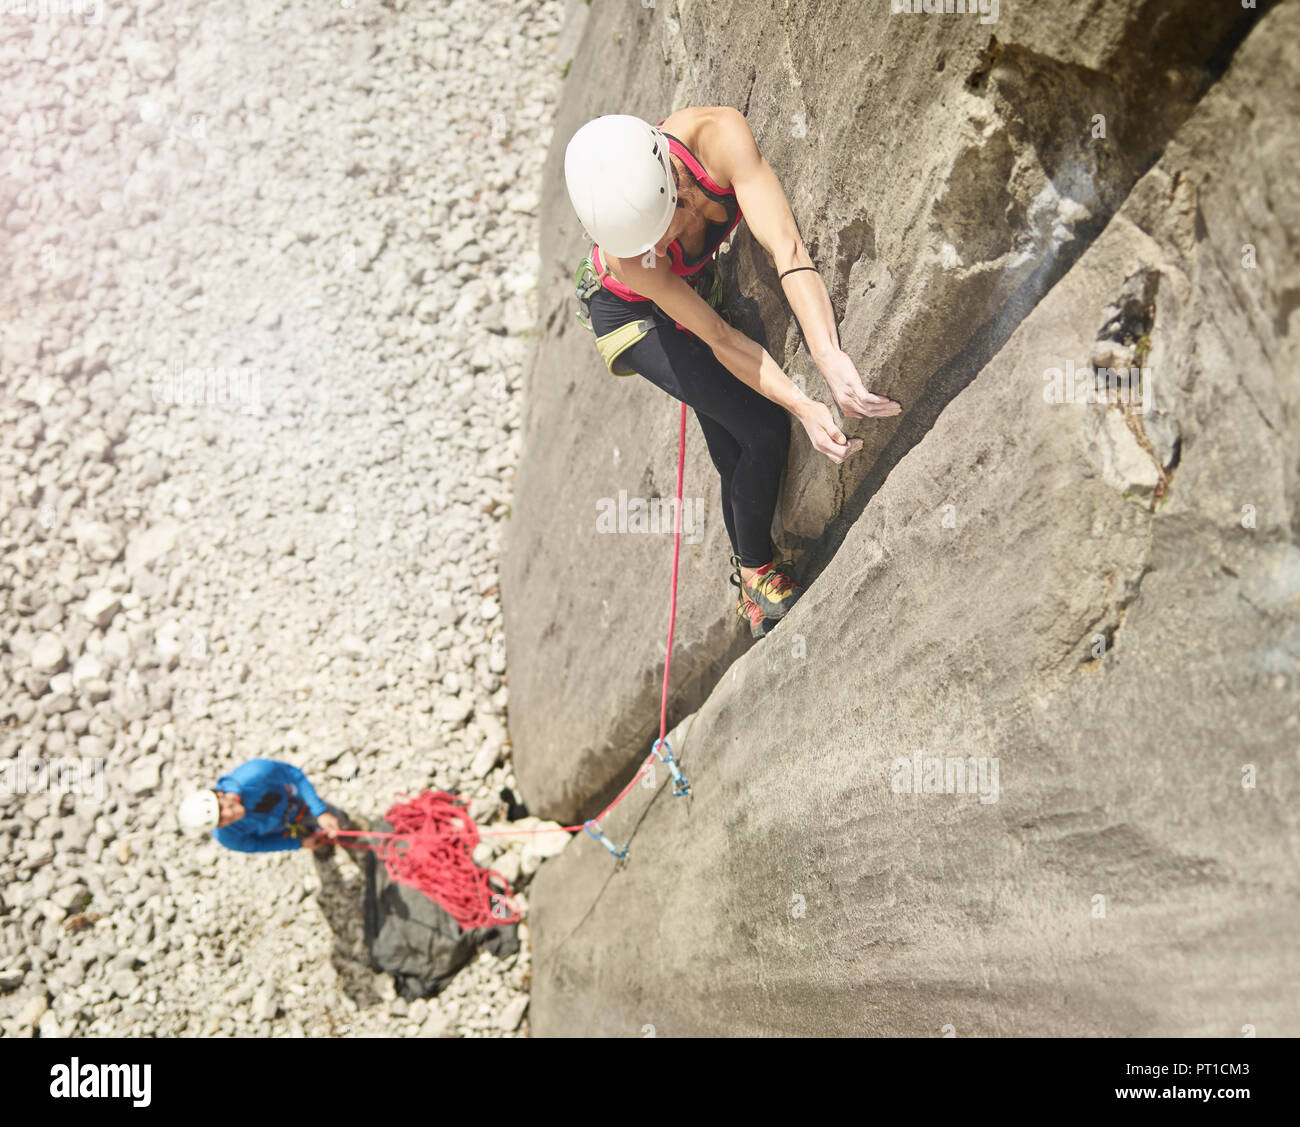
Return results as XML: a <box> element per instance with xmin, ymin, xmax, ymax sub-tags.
<box><xmin>818</xmin><ymin>349</ymin><xmax>901</xmax><ymax>419</ymax></box>
<box><xmin>797</xmin><ymin>400</ymin><xmax>865</xmax><ymax>465</ymax></box>
<box><xmin>316</xmin><ymin>812</ymin><xmax>341</xmax><ymax>839</ymax></box>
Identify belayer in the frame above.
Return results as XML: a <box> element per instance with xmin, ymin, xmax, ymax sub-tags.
<box><xmin>178</xmin><ymin>757</ymin><xmax>364</xmax><ymax>859</ymax></box>
<box><xmin>565</xmin><ymin>107</ymin><xmax>900</xmax><ymax>637</ymax></box>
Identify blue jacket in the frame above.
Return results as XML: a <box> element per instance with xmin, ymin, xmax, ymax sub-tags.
<box><xmin>212</xmin><ymin>759</ymin><xmax>328</xmax><ymax>853</ymax></box>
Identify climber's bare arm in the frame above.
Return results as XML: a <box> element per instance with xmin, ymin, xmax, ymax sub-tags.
<box><xmin>606</xmin><ymin>254</ymin><xmax>797</xmax><ymax>409</ymax></box>
<box><xmin>715</xmin><ymin>107</ymin><xmax>900</xmax><ymax>421</ymax></box>
<box><xmin>604</xmin><ymin>253</ymin><xmax>860</xmax><ymax>464</ymax></box>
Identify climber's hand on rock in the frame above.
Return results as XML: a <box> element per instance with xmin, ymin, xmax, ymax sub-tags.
<box><xmin>818</xmin><ymin>349</ymin><xmax>901</xmax><ymax>419</ymax></box>
<box><xmin>797</xmin><ymin>400</ymin><xmax>864</xmax><ymax>464</ymax></box>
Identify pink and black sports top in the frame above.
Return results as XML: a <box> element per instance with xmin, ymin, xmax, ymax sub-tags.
<box><xmin>590</xmin><ymin>118</ymin><xmax>743</xmax><ymax>303</ymax></box>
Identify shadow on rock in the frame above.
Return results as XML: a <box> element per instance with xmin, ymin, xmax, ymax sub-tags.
<box><xmin>313</xmin><ymin>843</ymin><xmax>384</xmax><ymax>1012</ymax></box>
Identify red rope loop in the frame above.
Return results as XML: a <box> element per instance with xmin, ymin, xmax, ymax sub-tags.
<box><xmin>338</xmin><ymin>791</ymin><xmax>521</xmax><ymax>930</ymax></box>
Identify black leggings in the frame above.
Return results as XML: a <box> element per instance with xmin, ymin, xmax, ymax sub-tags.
<box><xmin>589</xmin><ymin>287</ymin><xmax>790</xmax><ymax>569</ymax></box>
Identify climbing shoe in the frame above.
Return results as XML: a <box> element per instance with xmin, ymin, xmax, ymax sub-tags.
<box><xmin>734</xmin><ymin>584</ymin><xmax>774</xmax><ymax>639</ymax></box>
<box><xmin>730</xmin><ymin>552</ymin><xmax>803</xmax><ymax>621</ymax></box>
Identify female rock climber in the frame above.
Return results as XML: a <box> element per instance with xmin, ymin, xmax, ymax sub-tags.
<box><xmin>564</xmin><ymin>108</ymin><xmax>900</xmax><ymax>637</ymax></box>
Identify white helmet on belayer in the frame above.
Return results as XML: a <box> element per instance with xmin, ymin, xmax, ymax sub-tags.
<box><xmin>564</xmin><ymin>114</ymin><xmax>678</xmax><ymax>258</ymax></box>
<box><xmin>178</xmin><ymin>789</ymin><xmax>220</xmax><ymax>833</ymax></box>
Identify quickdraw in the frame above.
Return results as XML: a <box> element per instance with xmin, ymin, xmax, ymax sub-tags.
<box><xmin>652</xmin><ymin>737</ymin><xmax>691</xmax><ymax>798</ymax></box>
<box><xmin>583</xmin><ymin>819</ymin><xmax>628</xmax><ymax>859</ymax></box>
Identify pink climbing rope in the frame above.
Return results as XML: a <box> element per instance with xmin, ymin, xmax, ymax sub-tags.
<box><xmin>335</xmin><ymin>402</ymin><xmax>691</xmax><ymax>915</ymax></box>
<box><xmin>582</xmin><ymin>402</ymin><xmax>688</xmax><ymax>827</ymax></box>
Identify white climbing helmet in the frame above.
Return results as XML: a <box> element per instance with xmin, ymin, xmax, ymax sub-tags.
<box><xmin>178</xmin><ymin>789</ymin><xmax>220</xmax><ymax>833</ymax></box>
<box><xmin>564</xmin><ymin>114</ymin><xmax>678</xmax><ymax>258</ymax></box>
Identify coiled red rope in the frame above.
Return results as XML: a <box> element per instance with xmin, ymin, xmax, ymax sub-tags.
<box><xmin>336</xmin><ymin>791</ymin><xmax>521</xmax><ymax>929</ymax></box>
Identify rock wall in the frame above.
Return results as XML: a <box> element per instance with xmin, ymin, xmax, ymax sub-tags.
<box><xmin>501</xmin><ymin>0</ymin><xmax>1268</xmax><ymax>825</ymax></box>
<box><xmin>523</xmin><ymin>0</ymin><xmax>1300</xmax><ymax>1034</ymax></box>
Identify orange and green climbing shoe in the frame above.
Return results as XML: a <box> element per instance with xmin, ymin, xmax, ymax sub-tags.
<box><xmin>730</xmin><ymin>552</ymin><xmax>803</xmax><ymax>621</ymax></box>
<box><xmin>733</xmin><ymin>583</ymin><xmax>773</xmax><ymax>638</ymax></box>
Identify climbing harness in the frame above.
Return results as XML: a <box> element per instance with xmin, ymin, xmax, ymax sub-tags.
<box><xmin>573</xmin><ymin>245</ymin><xmax>731</xmax><ymax>377</ymax></box>
<box><xmin>282</xmin><ymin>801</ymin><xmax>311</xmax><ymax>840</ymax></box>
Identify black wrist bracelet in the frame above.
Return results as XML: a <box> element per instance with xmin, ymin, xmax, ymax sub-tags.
<box><xmin>779</xmin><ymin>266</ymin><xmax>819</xmax><ymax>280</ymax></box>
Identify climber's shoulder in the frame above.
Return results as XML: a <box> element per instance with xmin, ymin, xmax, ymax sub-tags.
<box><xmin>658</xmin><ymin>106</ymin><xmax>758</xmax><ymax>191</ymax></box>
